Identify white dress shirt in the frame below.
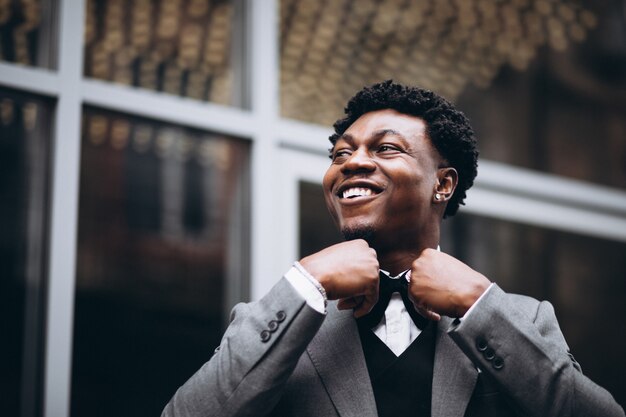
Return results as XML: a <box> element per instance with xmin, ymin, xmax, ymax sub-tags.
<box><xmin>372</xmin><ymin>270</ymin><xmax>421</xmax><ymax>356</ymax></box>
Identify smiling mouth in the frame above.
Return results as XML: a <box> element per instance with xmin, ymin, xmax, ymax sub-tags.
<box><xmin>339</xmin><ymin>187</ymin><xmax>380</xmax><ymax>199</ymax></box>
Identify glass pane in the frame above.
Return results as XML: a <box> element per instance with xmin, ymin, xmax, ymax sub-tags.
<box><xmin>298</xmin><ymin>182</ymin><xmax>625</xmax><ymax>407</ymax></box>
<box><xmin>0</xmin><ymin>0</ymin><xmax>56</xmax><ymax>68</ymax></box>
<box><xmin>83</xmin><ymin>0</ymin><xmax>243</xmax><ymax>107</ymax></box>
<box><xmin>280</xmin><ymin>0</ymin><xmax>626</xmax><ymax>189</ymax></box>
<box><xmin>72</xmin><ymin>107</ymin><xmax>250</xmax><ymax>417</ymax></box>
<box><xmin>0</xmin><ymin>88</ymin><xmax>52</xmax><ymax>417</ymax></box>
<box><xmin>299</xmin><ymin>180</ymin><xmax>342</xmax><ymax>258</ymax></box>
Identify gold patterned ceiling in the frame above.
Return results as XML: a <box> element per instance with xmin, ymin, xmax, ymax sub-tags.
<box><xmin>280</xmin><ymin>0</ymin><xmax>598</xmax><ymax>125</ymax></box>
<box><xmin>0</xmin><ymin>0</ymin><xmax>43</xmax><ymax>65</ymax></box>
<box><xmin>84</xmin><ymin>0</ymin><xmax>236</xmax><ymax>105</ymax></box>
<box><xmin>0</xmin><ymin>0</ymin><xmax>599</xmax><ymax>127</ymax></box>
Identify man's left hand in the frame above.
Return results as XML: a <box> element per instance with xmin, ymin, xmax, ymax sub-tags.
<box><xmin>407</xmin><ymin>248</ymin><xmax>491</xmax><ymax>321</ymax></box>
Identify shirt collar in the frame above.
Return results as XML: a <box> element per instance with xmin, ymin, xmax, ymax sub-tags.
<box><xmin>379</xmin><ymin>245</ymin><xmax>440</xmax><ymax>279</ymax></box>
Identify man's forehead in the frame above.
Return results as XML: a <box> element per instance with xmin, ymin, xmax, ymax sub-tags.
<box><xmin>337</xmin><ymin>128</ymin><xmax>402</xmax><ymax>143</ymax></box>
<box><xmin>342</xmin><ymin>109</ymin><xmax>427</xmax><ymax>137</ymax></box>
<box><xmin>334</xmin><ymin>110</ymin><xmax>428</xmax><ymax>146</ymax></box>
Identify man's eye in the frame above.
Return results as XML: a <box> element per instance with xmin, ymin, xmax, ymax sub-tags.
<box><xmin>332</xmin><ymin>150</ymin><xmax>351</xmax><ymax>160</ymax></box>
<box><xmin>378</xmin><ymin>145</ymin><xmax>399</xmax><ymax>153</ymax></box>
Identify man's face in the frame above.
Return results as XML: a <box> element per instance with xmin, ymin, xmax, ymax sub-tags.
<box><xmin>323</xmin><ymin>109</ymin><xmax>443</xmax><ymax>245</ymax></box>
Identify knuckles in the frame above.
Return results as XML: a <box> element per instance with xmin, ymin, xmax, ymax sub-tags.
<box><xmin>412</xmin><ymin>247</ymin><xmax>439</xmax><ymax>270</ymax></box>
<box><xmin>411</xmin><ymin>257</ymin><xmax>425</xmax><ymax>272</ymax></box>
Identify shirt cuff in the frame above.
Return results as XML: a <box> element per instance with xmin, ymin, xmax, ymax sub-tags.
<box><xmin>285</xmin><ymin>266</ymin><xmax>327</xmax><ymax>314</ymax></box>
<box><xmin>460</xmin><ymin>282</ymin><xmax>494</xmax><ymax>321</ymax></box>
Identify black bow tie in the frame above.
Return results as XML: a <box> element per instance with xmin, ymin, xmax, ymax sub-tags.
<box><xmin>358</xmin><ymin>271</ymin><xmax>428</xmax><ymax>330</ymax></box>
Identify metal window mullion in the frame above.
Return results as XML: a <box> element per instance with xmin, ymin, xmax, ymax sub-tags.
<box><xmin>464</xmin><ymin>187</ymin><xmax>626</xmax><ymax>243</ymax></box>
<box><xmin>0</xmin><ymin>63</ymin><xmax>61</xmax><ymax>96</ymax></box>
<box><xmin>248</xmin><ymin>0</ymin><xmax>282</xmax><ymax>300</ymax></box>
<box><xmin>43</xmin><ymin>1</ymin><xmax>85</xmax><ymax>417</ymax></box>
<box><xmin>79</xmin><ymin>79</ymin><xmax>257</xmax><ymax>138</ymax></box>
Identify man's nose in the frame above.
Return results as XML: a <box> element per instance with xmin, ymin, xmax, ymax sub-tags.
<box><xmin>341</xmin><ymin>148</ymin><xmax>376</xmax><ymax>174</ymax></box>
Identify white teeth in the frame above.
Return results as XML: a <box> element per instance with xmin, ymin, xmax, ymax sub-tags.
<box><xmin>342</xmin><ymin>187</ymin><xmax>374</xmax><ymax>199</ymax></box>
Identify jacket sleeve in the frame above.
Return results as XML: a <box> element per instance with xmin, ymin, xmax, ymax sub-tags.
<box><xmin>162</xmin><ymin>277</ymin><xmax>326</xmax><ymax>417</ymax></box>
<box><xmin>448</xmin><ymin>284</ymin><xmax>625</xmax><ymax>417</ymax></box>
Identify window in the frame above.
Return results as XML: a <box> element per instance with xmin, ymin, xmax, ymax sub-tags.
<box><xmin>71</xmin><ymin>107</ymin><xmax>250</xmax><ymax>417</ymax></box>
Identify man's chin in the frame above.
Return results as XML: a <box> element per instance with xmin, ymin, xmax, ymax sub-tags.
<box><xmin>341</xmin><ymin>226</ymin><xmax>376</xmax><ymax>243</ymax></box>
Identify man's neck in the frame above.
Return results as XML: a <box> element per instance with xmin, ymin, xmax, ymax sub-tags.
<box><xmin>376</xmin><ymin>243</ymin><xmax>438</xmax><ymax>276</ymax></box>
<box><xmin>355</xmin><ymin>219</ymin><xmax>441</xmax><ymax>275</ymax></box>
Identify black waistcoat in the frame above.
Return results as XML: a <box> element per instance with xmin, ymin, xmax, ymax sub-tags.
<box><xmin>358</xmin><ymin>321</ymin><xmax>436</xmax><ymax>417</ymax></box>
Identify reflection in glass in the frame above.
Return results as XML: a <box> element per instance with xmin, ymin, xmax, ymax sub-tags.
<box><xmin>0</xmin><ymin>0</ymin><xmax>55</xmax><ymax>68</ymax></box>
<box><xmin>280</xmin><ymin>0</ymin><xmax>597</xmax><ymax>125</ymax></box>
<box><xmin>280</xmin><ymin>0</ymin><xmax>626</xmax><ymax>189</ymax></box>
<box><xmin>0</xmin><ymin>88</ymin><xmax>52</xmax><ymax>417</ymax></box>
<box><xmin>298</xmin><ymin>182</ymin><xmax>626</xmax><ymax>407</ymax></box>
<box><xmin>83</xmin><ymin>0</ymin><xmax>242</xmax><ymax>106</ymax></box>
<box><xmin>72</xmin><ymin>107</ymin><xmax>250</xmax><ymax>417</ymax></box>
<box><xmin>298</xmin><ymin>180</ymin><xmax>342</xmax><ymax>258</ymax></box>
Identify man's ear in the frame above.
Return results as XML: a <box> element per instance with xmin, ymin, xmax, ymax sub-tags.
<box><xmin>433</xmin><ymin>167</ymin><xmax>458</xmax><ymax>202</ymax></box>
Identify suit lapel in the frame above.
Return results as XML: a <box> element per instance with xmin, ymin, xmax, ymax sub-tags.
<box><xmin>431</xmin><ymin>317</ymin><xmax>478</xmax><ymax>417</ymax></box>
<box><xmin>306</xmin><ymin>304</ymin><xmax>378</xmax><ymax>417</ymax></box>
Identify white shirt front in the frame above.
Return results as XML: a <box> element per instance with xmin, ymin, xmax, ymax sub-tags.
<box><xmin>371</xmin><ymin>271</ymin><xmax>421</xmax><ymax>356</ymax></box>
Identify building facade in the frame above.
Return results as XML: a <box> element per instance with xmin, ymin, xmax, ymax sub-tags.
<box><xmin>1</xmin><ymin>1</ymin><xmax>625</xmax><ymax>416</ymax></box>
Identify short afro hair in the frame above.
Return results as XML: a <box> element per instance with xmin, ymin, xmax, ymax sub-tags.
<box><xmin>329</xmin><ymin>80</ymin><xmax>478</xmax><ymax>218</ymax></box>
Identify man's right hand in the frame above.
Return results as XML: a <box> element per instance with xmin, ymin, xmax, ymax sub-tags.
<box><xmin>299</xmin><ymin>239</ymin><xmax>379</xmax><ymax>318</ymax></box>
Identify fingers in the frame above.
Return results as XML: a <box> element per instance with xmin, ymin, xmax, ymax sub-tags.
<box><xmin>337</xmin><ymin>296</ymin><xmax>362</xmax><ymax>310</ymax></box>
<box><xmin>407</xmin><ymin>274</ymin><xmax>441</xmax><ymax>321</ymax></box>
<box><xmin>338</xmin><ymin>293</ymin><xmax>378</xmax><ymax>318</ymax></box>
<box><xmin>353</xmin><ymin>293</ymin><xmax>378</xmax><ymax>318</ymax></box>
<box><xmin>408</xmin><ymin>295</ymin><xmax>441</xmax><ymax>321</ymax></box>
<box><xmin>415</xmin><ymin>304</ymin><xmax>441</xmax><ymax>321</ymax></box>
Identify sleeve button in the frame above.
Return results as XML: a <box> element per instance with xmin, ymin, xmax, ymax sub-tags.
<box><xmin>268</xmin><ymin>320</ymin><xmax>279</xmax><ymax>332</ymax></box>
<box><xmin>493</xmin><ymin>356</ymin><xmax>504</xmax><ymax>370</ymax></box>
<box><xmin>476</xmin><ymin>338</ymin><xmax>488</xmax><ymax>352</ymax></box>
<box><xmin>276</xmin><ymin>311</ymin><xmax>286</xmax><ymax>322</ymax></box>
<box><xmin>484</xmin><ymin>347</ymin><xmax>496</xmax><ymax>361</ymax></box>
<box><xmin>260</xmin><ymin>330</ymin><xmax>271</xmax><ymax>342</ymax></box>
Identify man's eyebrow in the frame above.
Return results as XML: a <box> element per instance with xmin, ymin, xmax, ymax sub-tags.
<box><xmin>372</xmin><ymin>128</ymin><xmax>405</xmax><ymax>140</ymax></box>
<box><xmin>337</xmin><ymin>129</ymin><xmax>407</xmax><ymax>143</ymax></box>
<box><xmin>336</xmin><ymin>132</ymin><xmax>354</xmax><ymax>143</ymax></box>
<box><xmin>330</xmin><ymin>129</ymin><xmax>409</xmax><ymax>158</ymax></box>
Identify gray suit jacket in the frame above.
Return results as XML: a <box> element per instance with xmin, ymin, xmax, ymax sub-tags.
<box><xmin>162</xmin><ymin>278</ymin><xmax>624</xmax><ymax>417</ymax></box>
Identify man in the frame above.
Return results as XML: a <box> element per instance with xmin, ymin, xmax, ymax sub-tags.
<box><xmin>162</xmin><ymin>81</ymin><xmax>624</xmax><ymax>416</ymax></box>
